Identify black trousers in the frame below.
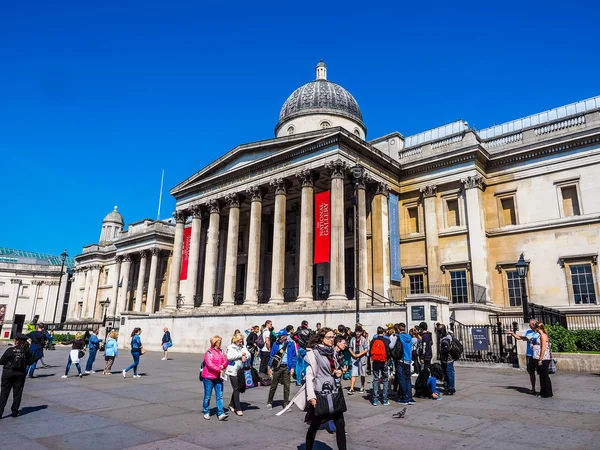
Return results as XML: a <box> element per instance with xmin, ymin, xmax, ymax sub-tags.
<box><xmin>537</xmin><ymin>360</ymin><xmax>553</xmax><ymax>398</ymax></box>
<box><xmin>306</xmin><ymin>411</ymin><xmax>346</xmax><ymax>450</ymax></box>
<box><xmin>229</xmin><ymin>375</ymin><xmax>242</xmax><ymax>411</ymax></box>
<box><xmin>0</xmin><ymin>370</ymin><xmax>26</xmax><ymax>415</ymax></box>
<box><xmin>259</xmin><ymin>351</ymin><xmax>270</xmax><ymax>374</ymax></box>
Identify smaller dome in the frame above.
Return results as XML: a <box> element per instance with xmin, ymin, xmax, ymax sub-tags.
<box><xmin>103</xmin><ymin>206</ymin><xmax>124</xmax><ymax>225</ymax></box>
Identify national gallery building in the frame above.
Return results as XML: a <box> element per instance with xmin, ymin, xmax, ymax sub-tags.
<box><xmin>68</xmin><ymin>62</ymin><xmax>600</xmax><ymax>350</ymax></box>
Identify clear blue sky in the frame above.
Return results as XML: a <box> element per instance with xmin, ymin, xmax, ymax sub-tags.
<box><xmin>2</xmin><ymin>1</ymin><xmax>598</xmax><ymax>258</ymax></box>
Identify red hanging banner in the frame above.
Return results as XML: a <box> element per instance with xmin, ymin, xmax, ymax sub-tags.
<box><xmin>314</xmin><ymin>191</ymin><xmax>330</xmax><ymax>264</ymax></box>
<box><xmin>180</xmin><ymin>226</ymin><xmax>192</xmax><ymax>280</ymax></box>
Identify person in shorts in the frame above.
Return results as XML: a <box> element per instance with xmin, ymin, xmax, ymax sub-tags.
<box><xmin>508</xmin><ymin>319</ymin><xmax>540</xmax><ymax>394</ymax></box>
<box><xmin>348</xmin><ymin>326</ymin><xmax>368</xmax><ymax>394</ymax></box>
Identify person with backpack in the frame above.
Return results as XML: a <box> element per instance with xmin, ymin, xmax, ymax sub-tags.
<box><xmin>246</xmin><ymin>325</ymin><xmax>260</xmax><ymax>369</ymax></box>
<box><xmin>259</xmin><ymin>320</ymin><xmax>273</xmax><ymax>375</ymax></box>
<box><xmin>123</xmin><ymin>328</ymin><xmax>143</xmax><ymax>379</ymax></box>
<box><xmin>226</xmin><ymin>333</ymin><xmax>251</xmax><ymax>416</ymax></box>
<box><xmin>161</xmin><ymin>327</ymin><xmax>172</xmax><ymax>361</ymax></box>
<box><xmin>439</xmin><ymin>324</ymin><xmax>457</xmax><ymax>395</ymax></box>
<box><xmin>348</xmin><ymin>326</ymin><xmax>368</xmax><ymax>394</ymax></box>
<box><xmin>293</xmin><ymin>320</ymin><xmax>313</xmax><ymax>386</ymax></box>
<box><xmin>392</xmin><ymin>323</ymin><xmax>416</xmax><ymax>405</ymax></box>
<box><xmin>85</xmin><ymin>328</ymin><xmax>102</xmax><ymax>374</ymax></box>
<box><xmin>266</xmin><ymin>329</ymin><xmax>297</xmax><ymax>410</ymax></box>
<box><xmin>418</xmin><ymin>322</ymin><xmax>433</xmax><ymax>370</ymax></box>
<box><xmin>370</xmin><ymin>326</ymin><xmax>391</xmax><ymax>406</ymax></box>
<box><xmin>0</xmin><ymin>333</ymin><xmax>33</xmax><ymax>418</ymax></box>
<box><xmin>25</xmin><ymin>322</ymin><xmax>46</xmax><ymax>378</ymax></box>
<box><xmin>409</xmin><ymin>328</ymin><xmax>421</xmax><ymax>376</ymax></box>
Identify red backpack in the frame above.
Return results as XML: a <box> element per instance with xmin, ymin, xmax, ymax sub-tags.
<box><xmin>371</xmin><ymin>338</ymin><xmax>387</xmax><ymax>363</ymax></box>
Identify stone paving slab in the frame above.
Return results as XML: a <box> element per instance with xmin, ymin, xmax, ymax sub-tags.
<box><xmin>1</xmin><ymin>344</ymin><xmax>599</xmax><ymax>450</ymax></box>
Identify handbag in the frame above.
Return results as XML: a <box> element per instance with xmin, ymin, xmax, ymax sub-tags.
<box><xmin>140</xmin><ymin>346</ymin><xmax>147</xmax><ymax>356</ymax></box>
<box><xmin>548</xmin><ymin>348</ymin><xmax>556</xmax><ymax>374</ymax></box>
<box><xmin>315</xmin><ymin>380</ymin><xmax>347</xmax><ymax>416</ymax></box>
<box><xmin>78</xmin><ymin>350</ymin><xmax>86</xmax><ymax>359</ymax></box>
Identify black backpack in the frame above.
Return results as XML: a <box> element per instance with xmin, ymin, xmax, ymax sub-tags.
<box><xmin>449</xmin><ymin>337</ymin><xmax>463</xmax><ymax>360</ymax></box>
<box><xmin>390</xmin><ymin>337</ymin><xmax>403</xmax><ymax>361</ymax></box>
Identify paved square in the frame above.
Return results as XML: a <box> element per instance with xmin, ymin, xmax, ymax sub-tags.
<box><xmin>1</xmin><ymin>344</ymin><xmax>599</xmax><ymax>449</ymax></box>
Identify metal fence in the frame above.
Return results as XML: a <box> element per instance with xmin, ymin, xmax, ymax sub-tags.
<box><xmin>490</xmin><ymin>307</ymin><xmax>599</xmax><ymax>330</ymax></box>
<box><xmin>46</xmin><ymin>321</ymin><xmax>103</xmax><ymax>332</ymax></box>
<box><xmin>449</xmin><ymin>321</ymin><xmax>518</xmax><ymax>365</ymax></box>
<box><xmin>390</xmin><ymin>282</ymin><xmax>487</xmax><ymax>304</ymax></box>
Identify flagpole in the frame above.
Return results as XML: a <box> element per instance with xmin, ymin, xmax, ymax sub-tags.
<box><xmin>157</xmin><ymin>169</ymin><xmax>164</xmax><ymax>220</ymax></box>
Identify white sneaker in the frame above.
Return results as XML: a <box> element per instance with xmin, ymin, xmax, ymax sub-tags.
<box><xmin>161</xmin><ymin>358</ymin><xmax>167</xmax><ymax>361</ymax></box>
<box><xmin>203</xmin><ymin>413</ymin><xmax>210</xmax><ymax>420</ymax></box>
<box><xmin>90</xmin><ymin>371</ymin><xmax>96</xmax><ymax>374</ymax></box>
<box><xmin>84</xmin><ymin>371</ymin><xmax>91</xmax><ymax>374</ymax></box>
<box><xmin>61</xmin><ymin>375</ymin><xmax>68</xmax><ymax>378</ymax></box>
<box><xmin>122</xmin><ymin>370</ymin><xmax>127</xmax><ymax>378</ymax></box>
<box><xmin>134</xmin><ymin>375</ymin><xmax>141</xmax><ymax>378</ymax></box>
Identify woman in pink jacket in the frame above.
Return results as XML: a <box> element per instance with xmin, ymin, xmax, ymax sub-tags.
<box><xmin>202</xmin><ymin>335</ymin><xmax>229</xmax><ymax>421</ymax></box>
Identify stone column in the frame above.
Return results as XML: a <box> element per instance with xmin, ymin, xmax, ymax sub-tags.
<box><xmin>222</xmin><ymin>193</ymin><xmax>241</xmax><ymax>305</ymax></box>
<box><xmin>420</xmin><ymin>185</ymin><xmax>441</xmax><ymax>284</ymax></box>
<box><xmin>462</xmin><ymin>175</ymin><xmax>491</xmax><ymax>302</ymax></box>
<box><xmin>245</xmin><ymin>186</ymin><xmax>263</xmax><ymax>305</ymax></box>
<box><xmin>29</xmin><ymin>281</ymin><xmax>42</xmax><ymax>320</ymax></box>
<box><xmin>146</xmin><ymin>247</ymin><xmax>160</xmax><ymax>313</ymax></box>
<box><xmin>88</xmin><ymin>265</ymin><xmax>102</xmax><ymax>319</ymax></box>
<box><xmin>166</xmin><ymin>210</ymin><xmax>187</xmax><ymax>309</ymax></box>
<box><xmin>202</xmin><ymin>200</ymin><xmax>221</xmax><ymax>307</ymax></box>
<box><xmin>326</xmin><ymin>160</ymin><xmax>347</xmax><ymax>301</ymax></box>
<box><xmin>270</xmin><ymin>178</ymin><xmax>287</xmax><ymax>304</ymax></box>
<box><xmin>117</xmin><ymin>254</ymin><xmax>132</xmax><ymax>314</ymax></box>
<box><xmin>185</xmin><ymin>206</ymin><xmax>203</xmax><ymax>307</ymax></box>
<box><xmin>357</xmin><ymin>174</ymin><xmax>370</xmax><ymax>303</ymax></box>
<box><xmin>42</xmin><ymin>282</ymin><xmax>55</xmax><ymax>322</ymax></box>
<box><xmin>67</xmin><ymin>269</ymin><xmax>81</xmax><ymax>320</ymax></box>
<box><xmin>4</xmin><ymin>279</ymin><xmax>21</xmax><ymax>335</ymax></box>
<box><xmin>371</xmin><ymin>183</ymin><xmax>391</xmax><ymax>297</ymax></box>
<box><xmin>81</xmin><ymin>267</ymin><xmax>92</xmax><ymax>317</ymax></box>
<box><xmin>296</xmin><ymin>170</ymin><xmax>315</xmax><ymax>301</ymax></box>
<box><xmin>110</xmin><ymin>256</ymin><xmax>122</xmax><ymax>316</ymax></box>
<box><xmin>134</xmin><ymin>251</ymin><xmax>148</xmax><ymax>312</ymax></box>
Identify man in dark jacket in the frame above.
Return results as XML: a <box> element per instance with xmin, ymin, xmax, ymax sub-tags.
<box><xmin>418</xmin><ymin>322</ymin><xmax>433</xmax><ymax>370</ymax></box>
<box><xmin>26</xmin><ymin>323</ymin><xmax>46</xmax><ymax>378</ymax></box>
<box><xmin>292</xmin><ymin>320</ymin><xmax>312</xmax><ymax>386</ymax></box>
<box><xmin>246</xmin><ymin>325</ymin><xmax>260</xmax><ymax>368</ymax></box>
<box><xmin>439</xmin><ymin>324</ymin><xmax>456</xmax><ymax>395</ymax></box>
<box><xmin>0</xmin><ymin>333</ymin><xmax>34</xmax><ymax>418</ymax></box>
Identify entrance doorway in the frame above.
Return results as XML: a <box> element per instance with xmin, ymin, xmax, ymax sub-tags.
<box><xmin>11</xmin><ymin>314</ymin><xmax>25</xmax><ymax>339</ymax></box>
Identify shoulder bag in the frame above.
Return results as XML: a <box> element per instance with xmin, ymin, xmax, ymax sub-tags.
<box><xmin>140</xmin><ymin>346</ymin><xmax>147</xmax><ymax>356</ymax></box>
<box><xmin>315</xmin><ymin>379</ymin><xmax>347</xmax><ymax>416</ymax></box>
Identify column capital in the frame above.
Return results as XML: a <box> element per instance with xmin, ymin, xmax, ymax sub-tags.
<box><xmin>122</xmin><ymin>253</ymin><xmax>132</xmax><ymax>263</ymax></box>
<box><xmin>31</xmin><ymin>280</ymin><xmax>44</xmax><ymax>286</ymax></box>
<box><xmin>296</xmin><ymin>169</ymin><xmax>315</xmax><ymax>188</ymax></box>
<box><xmin>225</xmin><ymin>193</ymin><xmax>241</xmax><ymax>208</ymax></box>
<box><xmin>376</xmin><ymin>182</ymin><xmax>390</xmax><ymax>197</ymax></box>
<box><xmin>150</xmin><ymin>247</ymin><xmax>161</xmax><ymax>256</ymax></box>
<box><xmin>10</xmin><ymin>278</ymin><xmax>22</xmax><ymax>285</ymax></box>
<box><xmin>139</xmin><ymin>250</ymin><xmax>148</xmax><ymax>259</ymax></box>
<box><xmin>89</xmin><ymin>264</ymin><xmax>103</xmax><ymax>271</ymax></box>
<box><xmin>208</xmin><ymin>199</ymin><xmax>221</xmax><ymax>214</ymax></box>
<box><xmin>325</xmin><ymin>159</ymin><xmax>347</xmax><ymax>179</ymax></box>
<box><xmin>191</xmin><ymin>204</ymin><xmax>203</xmax><ymax>219</ymax></box>
<box><xmin>173</xmin><ymin>210</ymin><xmax>188</xmax><ymax>224</ymax></box>
<box><xmin>461</xmin><ymin>175</ymin><xmax>485</xmax><ymax>190</ymax></box>
<box><xmin>353</xmin><ymin>171</ymin><xmax>372</xmax><ymax>190</ymax></box>
<box><xmin>419</xmin><ymin>185</ymin><xmax>437</xmax><ymax>198</ymax></box>
<box><xmin>270</xmin><ymin>177</ymin><xmax>289</xmax><ymax>196</ymax></box>
<box><xmin>246</xmin><ymin>185</ymin><xmax>264</xmax><ymax>202</ymax></box>
<box><xmin>114</xmin><ymin>255</ymin><xmax>123</xmax><ymax>264</ymax></box>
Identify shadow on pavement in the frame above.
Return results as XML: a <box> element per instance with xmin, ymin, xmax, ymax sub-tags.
<box><xmin>18</xmin><ymin>405</ymin><xmax>49</xmax><ymax>416</ymax></box>
<box><xmin>31</xmin><ymin>374</ymin><xmax>56</xmax><ymax>379</ymax></box>
<box><xmin>502</xmin><ymin>385</ymin><xmax>535</xmax><ymax>395</ymax></box>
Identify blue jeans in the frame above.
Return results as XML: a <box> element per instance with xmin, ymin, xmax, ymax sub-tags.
<box><xmin>372</xmin><ymin>363</ymin><xmax>389</xmax><ymax>403</ymax></box>
<box><xmin>124</xmin><ymin>351</ymin><xmax>140</xmax><ymax>376</ymax></box>
<box><xmin>296</xmin><ymin>347</ymin><xmax>307</xmax><ymax>385</ymax></box>
<box><xmin>65</xmin><ymin>356</ymin><xmax>82</xmax><ymax>376</ymax></box>
<box><xmin>442</xmin><ymin>361</ymin><xmax>455</xmax><ymax>391</ymax></box>
<box><xmin>203</xmin><ymin>377</ymin><xmax>225</xmax><ymax>415</ymax></box>
<box><xmin>396</xmin><ymin>361</ymin><xmax>414</xmax><ymax>402</ymax></box>
<box><xmin>85</xmin><ymin>349</ymin><xmax>98</xmax><ymax>372</ymax></box>
<box><xmin>26</xmin><ymin>345</ymin><xmax>42</xmax><ymax>377</ymax></box>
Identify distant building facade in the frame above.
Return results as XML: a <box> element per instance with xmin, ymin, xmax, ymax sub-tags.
<box><xmin>68</xmin><ymin>62</ymin><xmax>600</xmax><ymax>349</ymax></box>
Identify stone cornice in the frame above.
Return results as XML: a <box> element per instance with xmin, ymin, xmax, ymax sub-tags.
<box><xmin>486</xmin><ymin>213</ymin><xmax>600</xmax><ymax>237</ymax></box>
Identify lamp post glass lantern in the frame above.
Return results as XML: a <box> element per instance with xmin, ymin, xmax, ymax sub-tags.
<box><xmin>100</xmin><ymin>297</ymin><xmax>111</xmax><ymax>326</ymax></box>
<box><xmin>351</xmin><ymin>163</ymin><xmax>364</xmax><ymax>325</ymax></box>
<box><xmin>515</xmin><ymin>253</ymin><xmax>529</xmax><ymax>322</ymax></box>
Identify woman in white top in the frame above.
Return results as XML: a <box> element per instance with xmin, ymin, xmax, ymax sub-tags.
<box><xmin>226</xmin><ymin>333</ymin><xmax>251</xmax><ymax>416</ymax></box>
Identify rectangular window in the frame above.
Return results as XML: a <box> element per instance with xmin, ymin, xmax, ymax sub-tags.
<box><xmin>570</xmin><ymin>264</ymin><xmax>597</xmax><ymax>304</ymax></box>
<box><xmin>20</xmin><ymin>285</ymin><xmax>29</xmax><ymax>296</ymax></box>
<box><xmin>407</xmin><ymin>207</ymin><xmax>419</xmax><ymax>233</ymax></box>
<box><xmin>501</xmin><ymin>197</ymin><xmax>517</xmax><ymax>226</ymax></box>
<box><xmin>446</xmin><ymin>199</ymin><xmax>460</xmax><ymax>227</ymax></box>
<box><xmin>561</xmin><ymin>186</ymin><xmax>581</xmax><ymax>217</ymax></box>
<box><xmin>450</xmin><ymin>270</ymin><xmax>468</xmax><ymax>303</ymax></box>
<box><xmin>409</xmin><ymin>274</ymin><xmax>424</xmax><ymax>294</ymax></box>
<box><xmin>238</xmin><ymin>232</ymin><xmax>245</xmax><ymax>252</ymax></box>
<box><xmin>506</xmin><ymin>271</ymin><xmax>522</xmax><ymax>307</ymax></box>
<box><xmin>104</xmin><ymin>269</ymin><xmax>110</xmax><ymax>285</ymax></box>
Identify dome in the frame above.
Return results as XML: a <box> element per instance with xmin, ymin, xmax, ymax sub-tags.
<box><xmin>276</xmin><ymin>61</ymin><xmax>365</xmax><ymax>134</ymax></box>
<box><xmin>103</xmin><ymin>206</ymin><xmax>124</xmax><ymax>225</ymax></box>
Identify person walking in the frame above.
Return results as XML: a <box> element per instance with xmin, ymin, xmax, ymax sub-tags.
<box><xmin>533</xmin><ymin>323</ymin><xmax>553</xmax><ymax>398</ymax></box>
<box><xmin>293</xmin><ymin>320</ymin><xmax>313</xmax><ymax>386</ymax></box>
<box><xmin>266</xmin><ymin>329</ymin><xmax>297</xmax><ymax>410</ymax></box>
<box><xmin>393</xmin><ymin>323</ymin><xmax>416</xmax><ymax>404</ymax></box>
<box><xmin>62</xmin><ymin>332</ymin><xmax>85</xmax><ymax>379</ymax></box>
<box><xmin>246</xmin><ymin>325</ymin><xmax>260</xmax><ymax>369</ymax></box>
<box><xmin>202</xmin><ymin>335</ymin><xmax>229</xmax><ymax>421</ymax></box>
<box><xmin>259</xmin><ymin>320</ymin><xmax>273</xmax><ymax>375</ymax></box>
<box><xmin>103</xmin><ymin>331</ymin><xmax>119</xmax><ymax>375</ymax></box>
<box><xmin>0</xmin><ymin>333</ymin><xmax>33</xmax><ymax>418</ymax></box>
<box><xmin>370</xmin><ymin>326</ymin><xmax>391</xmax><ymax>406</ymax></box>
<box><xmin>123</xmin><ymin>328</ymin><xmax>143</xmax><ymax>379</ymax></box>
<box><xmin>439</xmin><ymin>324</ymin><xmax>456</xmax><ymax>395</ymax></box>
<box><xmin>85</xmin><ymin>328</ymin><xmax>102</xmax><ymax>374</ymax></box>
<box><xmin>348</xmin><ymin>327</ymin><xmax>368</xmax><ymax>394</ymax></box>
<box><xmin>161</xmin><ymin>328</ymin><xmax>172</xmax><ymax>361</ymax></box>
<box><xmin>508</xmin><ymin>319</ymin><xmax>540</xmax><ymax>395</ymax></box>
<box><xmin>418</xmin><ymin>322</ymin><xmax>433</xmax><ymax>370</ymax></box>
<box><xmin>225</xmin><ymin>333</ymin><xmax>251</xmax><ymax>416</ymax></box>
<box><xmin>279</xmin><ymin>327</ymin><xmax>347</xmax><ymax>450</ymax></box>
<box><xmin>25</xmin><ymin>323</ymin><xmax>46</xmax><ymax>378</ymax></box>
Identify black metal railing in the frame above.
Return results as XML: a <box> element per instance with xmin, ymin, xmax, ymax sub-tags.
<box><xmin>45</xmin><ymin>321</ymin><xmax>103</xmax><ymax>332</ymax></box>
<box><xmin>365</xmin><ymin>289</ymin><xmax>404</xmax><ymax>307</ymax></box>
<box><xmin>491</xmin><ymin>310</ymin><xmax>600</xmax><ymax>330</ymax></box>
<box><xmin>389</xmin><ymin>282</ymin><xmax>487</xmax><ymax>304</ymax></box>
<box><xmin>193</xmin><ymin>294</ymin><xmax>203</xmax><ymax>308</ymax></box>
<box><xmin>257</xmin><ymin>289</ymin><xmax>270</xmax><ymax>304</ymax></box>
<box><xmin>528</xmin><ymin>303</ymin><xmax>568</xmax><ymax>328</ymax></box>
<box><xmin>283</xmin><ymin>287</ymin><xmax>298</xmax><ymax>302</ymax></box>
<box><xmin>449</xmin><ymin>320</ymin><xmax>518</xmax><ymax>365</ymax></box>
<box><xmin>213</xmin><ymin>293</ymin><xmax>223</xmax><ymax>307</ymax></box>
<box><xmin>312</xmin><ymin>284</ymin><xmax>330</xmax><ymax>300</ymax></box>
<box><xmin>234</xmin><ymin>291</ymin><xmax>245</xmax><ymax>305</ymax></box>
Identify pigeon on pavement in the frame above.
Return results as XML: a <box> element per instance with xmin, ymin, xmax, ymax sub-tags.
<box><xmin>392</xmin><ymin>407</ymin><xmax>407</xmax><ymax>419</ymax></box>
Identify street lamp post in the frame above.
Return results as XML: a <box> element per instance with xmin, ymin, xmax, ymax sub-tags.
<box><xmin>100</xmin><ymin>297</ymin><xmax>111</xmax><ymax>327</ymax></box>
<box><xmin>350</xmin><ymin>163</ymin><xmax>364</xmax><ymax>325</ymax></box>
<box><xmin>515</xmin><ymin>253</ymin><xmax>529</xmax><ymax>322</ymax></box>
<box><xmin>52</xmin><ymin>249</ymin><xmax>68</xmax><ymax>324</ymax></box>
